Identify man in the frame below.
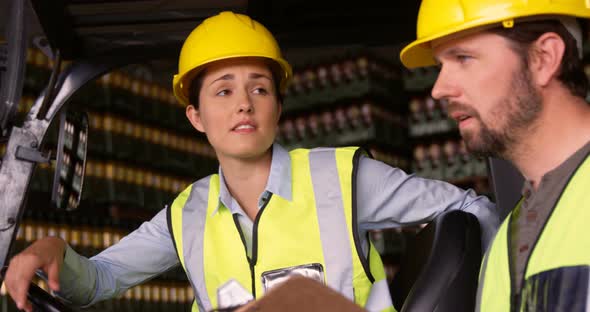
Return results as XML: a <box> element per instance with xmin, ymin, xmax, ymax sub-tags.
<box><xmin>400</xmin><ymin>0</ymin><xmax>590</xmax><ymax>311</ymax></box>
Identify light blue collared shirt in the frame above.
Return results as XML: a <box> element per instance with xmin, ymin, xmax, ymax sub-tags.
<box><xmin>59</xmin><ymin>143</ymin><xmax>499</xmax><ymax>305</ymax></box>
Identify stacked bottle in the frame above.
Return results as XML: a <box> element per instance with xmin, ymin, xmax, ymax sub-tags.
<box><xmin>401</xmin><ymin>66</ymin><xmax>438</xmax><ymax>92</ymax></box>
<box><xmin>14</xmin><ymin>209</ymin><xmax>133</xmax><ymax>257</ymax></box>
<box><xmin>408</xmin><ymin>96</ymin><xmax>456</xmax><ymax>138</ymax></box>
<box><xmin>277</xmin><ymin>97</ymin><xmax>406</xmax><ymax>150</ymax></box>
<box><xmin>412</xmin><ymin>139</ymin><xmax>489</xmax><ymax>193</ymax></box>
<box><xmin>86</xmin><ymin>112</ymin><xmax>216</xmax><ymax>175</ymax></box>
<box><xmin>283</xmin><ymin>52</ymin><xmax>403</xmax><ymax>115</ymax></box>
<box><xmin>86</xmin><ymin>71</ymin><xmax>191</xmax><ymax>134</ymax></box>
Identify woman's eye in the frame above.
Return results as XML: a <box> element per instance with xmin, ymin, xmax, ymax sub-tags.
<box><xmin>216</xmin><ymin>89</ymin><xmax>231</xmax><ymax>96</ymax></box>
<box><xmin>253</xmin><ymin>87</ymin><xmax>268</xmax><ymax>95</ymax></box>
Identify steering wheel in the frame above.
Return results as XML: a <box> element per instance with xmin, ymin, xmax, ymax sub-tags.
<box><xmin>1</xmin><ymin>267</ymin><xmax>75</xmax><ymax>312</ymax></box>
<box><xmin>26</xmin><ymin>281</ymin><xmax>75</xmax><ymax>312</ymax></box>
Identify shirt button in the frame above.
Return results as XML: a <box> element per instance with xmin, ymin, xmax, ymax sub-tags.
<box><xmin>523</xmin><ymin>189</ymin><xmax>532</xmax><ymax>198</ymax></box>
<box><xmin>526</xmin><ymin>210</ymin><xmax>538</xmax><ymax>222</ymax></box>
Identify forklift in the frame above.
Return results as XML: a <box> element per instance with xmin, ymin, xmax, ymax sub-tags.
<box><xmin>0</xmin><ymin>1</ymin><xmax>524</xmax><ymax>311</ymax></box>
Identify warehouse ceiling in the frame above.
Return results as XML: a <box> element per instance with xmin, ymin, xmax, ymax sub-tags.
<box><xmin>2</xmin><ymin>0</ymin><xmax>420</xmax><ymax>61</ymax></box>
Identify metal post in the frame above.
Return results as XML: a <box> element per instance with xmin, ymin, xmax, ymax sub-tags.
<box><xmin>0</xmin><ymin>0</ymin><xmax>27</xmax><ymax>138</ymax></box>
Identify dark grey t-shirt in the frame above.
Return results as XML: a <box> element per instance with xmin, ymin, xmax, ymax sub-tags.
<box><xmin>510</xmin><ymin>140</ymin><xmax>590</xmax><ymax>292</ymax></box>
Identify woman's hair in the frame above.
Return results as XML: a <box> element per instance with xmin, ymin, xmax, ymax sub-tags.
<box><xmin>489</xmin><ymin>19</ymin><xmax>588</xmax><ymax>98</ymax></box>
<box><xmin>187</xmin><ymin>59</ymin><xmax>284</xmax><ymax>108</ymax></box>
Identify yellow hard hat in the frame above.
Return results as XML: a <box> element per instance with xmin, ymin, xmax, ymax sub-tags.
<box><xmin>400</xmin><ymin>0</ymin><xmax>590</xmax><ymax>69</ymax></box>
<box><xmin>172</xmin><ymin>11</ymin><xmax>292</xmax><ymax>106</ymax></box>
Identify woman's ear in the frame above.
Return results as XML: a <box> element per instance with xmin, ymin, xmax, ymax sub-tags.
<box><xmin>186</xmin><ymin>105</ymin><xmax>206</xmax><ymax>133</ymax></box>
<box><xmin>529</xmin><ymin>32</ymin><xmax>565</xmax><ymax>88</ymax></box>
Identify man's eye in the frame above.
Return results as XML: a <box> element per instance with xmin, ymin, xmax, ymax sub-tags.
<box><xmin>456</xmin><ymin>55</ymin><xmax>472</xmax><ymax>62</ymax></box>
<box><xmin>217</xmin><ymin>89</ymin><xmax>231</xmax><ymax>96</ymax></box>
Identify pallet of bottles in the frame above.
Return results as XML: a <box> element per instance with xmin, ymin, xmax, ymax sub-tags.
<box><xmin>277</xmin><ymin>97</ymin><xmax>407</xmax><ymax>150</ymax></box>
<box><xmin>283</xmin><ymin>52</ymin><xmax>405</xmax><ymax>115</ymax></box>
<box><xmin>83</xmin><ymin>160</ymin><xmax>193</xmax><ymax>211</ymax></box>
<box><xmin>408</xmin><ymin>95</ymin><xmax>456</xmax><ymax>138</ymax></box>
<box><xmin>13</xmin><ymin>207</ymin><xmax>187</xmax><ymax>278</ymax></box>
<box><xmin>84</xmin><ymin>112</ymin><xmax>217</xmax><ymax>176</ymax></box>
<box><xmin>412</xmin><ymin>139</ymin><xmax>489</xmax><ymax>194</ymax></box>
<box><xmin>14</xmin><ymin>208</ymin><xmax>139</xmax><ymax>257</ymax></box>
<box><xmin>72</xmin><ymin>71</ymin><xmax>192</xmax><ymax>133</ymax></box>
<box><xmin>28</xmin><ymin>159</ymin><xmax>194</xmax><ymax>212</ymax></box>
<box><xmin>401</xmin><ymin>66</ymin><xmax>439</xmax><ymax>92</ymax></box>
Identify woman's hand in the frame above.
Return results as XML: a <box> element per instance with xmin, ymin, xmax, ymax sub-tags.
<box><xmin>4</xmin><ymin>236</ymin><xmax>67</xmax><ymax>312</ymax></box>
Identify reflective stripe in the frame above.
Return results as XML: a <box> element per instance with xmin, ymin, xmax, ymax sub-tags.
<box><xmin>182</xmin><ymin>177</ymin><xmax>211</xmax><ymax>311</ymax></box>
<box><xmin>521</xmin><ymin>266</ymin><xmax>589</xmax><ymax>311</ymax></box>
<box><xmin>365</xmin><ymin>278</ymin><xmax>395</xmax><ymax>312</ymax></box>
<box><xmin>309</xmin><ymin>148</ymin><xmax>354</xmax><ymax>300</ymax></box>
<box><xmin>171</xmin><ymin>187</ymin><xmax>190</xmax><ymax>271</ymax></box>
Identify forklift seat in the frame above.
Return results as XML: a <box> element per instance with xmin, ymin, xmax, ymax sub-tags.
<box><xmin>389</xmin><ymin>210</ymin><xmax>482</xmax><ymax>312</ymax></box>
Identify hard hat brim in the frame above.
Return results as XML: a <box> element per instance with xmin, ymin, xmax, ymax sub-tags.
<box><xmin>400</xmin><ymin>11</ymin><xmax>590</xmax><ymax>69</ymax></box>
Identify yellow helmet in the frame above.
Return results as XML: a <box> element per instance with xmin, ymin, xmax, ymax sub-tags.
<box><xmin>400</xmin><ymin>0</ymin><xmax>590</xmax><ymax>69</ymax></box>
<box><xmin>172</xmin><ymin>11</ymin><xmax>292</xmax><ymax>106</ymax></box>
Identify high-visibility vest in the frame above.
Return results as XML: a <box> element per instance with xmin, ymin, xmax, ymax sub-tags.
<box><xmin>168</xmin><ymin>147</ymin><xmax>396</xmax><ymax>312</ymax></box>
<box><xmin>476</xmin><ymin>153</ymin><xmax>590</xmax><ymax>311</ymax></box>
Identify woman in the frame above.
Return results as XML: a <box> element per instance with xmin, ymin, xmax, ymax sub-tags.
<box><xmin>5</xmin><ymin>11</ymin><xmax>498</xmax><ymax>312</ymax></box>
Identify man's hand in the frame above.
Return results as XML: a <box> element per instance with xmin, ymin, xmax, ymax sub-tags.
<box><xmin>5</xmin><ymin>237</ymin><xmax>67</xmax><ymax>312</ymax></box>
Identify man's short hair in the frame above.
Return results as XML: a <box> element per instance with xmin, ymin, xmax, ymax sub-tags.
<box><xmin>489</xmin><ymin>19</ymin><xmax>588</xmax><ymax>98</ymax></box>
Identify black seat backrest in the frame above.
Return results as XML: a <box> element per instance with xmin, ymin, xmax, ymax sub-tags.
<box><xmin>390</xmin><ymin>210</ymin><xmax>482</xmax><ymax>312</ymax></box>
<box><xmin>487</xmin><ymin>157</ymin><xmax>524</xmax><ymax>221</ymax></box>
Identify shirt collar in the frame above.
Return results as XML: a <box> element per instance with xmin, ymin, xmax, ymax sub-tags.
<box><xmin>213</xmin><ymin>143</ymin><xmax>292</xmax><ymax>216</ymax></box>
<box><xmin>266</xmin><ymin>143</ymin><xmax>292</xmax><ymax>201</ymax></box>
<box><xmin>521</xmin><ymin>140</ymin><xmax>590</xmax><ymax>198</ymax></box>
<box><xmin>521</xmin><ymin>180</ymin><xmax>534</xmax><ymax>199</ymax></box>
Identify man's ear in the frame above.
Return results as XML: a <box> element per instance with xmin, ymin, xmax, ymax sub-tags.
<box><xmin>186</xmin><ymin>105</ymin><xmax>205</xmax><ymax>133</ymax></box>
<box><xmin>529</xmin><ymin>32</ymin><xmax>565</xmax><ymax>88</ymax></box>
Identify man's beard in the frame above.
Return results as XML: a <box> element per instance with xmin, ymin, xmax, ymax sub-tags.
<box><xmin>451</xmin><ymin>66</ymin><xmax>543</xmax><ymax>159</ymax></box>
